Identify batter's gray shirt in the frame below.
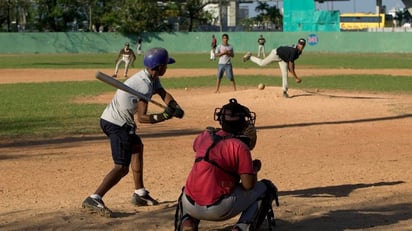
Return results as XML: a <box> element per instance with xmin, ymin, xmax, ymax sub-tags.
<box><xmin>101</xmin><ymin>69</ymin><xmax>162</xmax><ymax>127</ymax></box>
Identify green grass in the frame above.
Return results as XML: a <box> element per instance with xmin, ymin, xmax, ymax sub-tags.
<box><xmin>297</xmin><ymin>52</ymin><xmax>412</xmax><ymax>69</ymax></box>
<box><xmin>0</xmin><ymin>74</ymin><xmax>411</xmax><ymax>140</ymax></box>
<box><xmin>292</xmin><ymin>75</ymin><xmax>412</xmax><ymax>92</ymax></box>
<box><xmin>0</xmin><ymin>82</ymin><xmax>109</xmax><ymax>138</ymax></box>
<box><xmin>0</xmin><ymin>52</ymin><xmax>411</xmax><ymax>140</ymax></box>
<box><xmin>1</xmin><ymin>52</ymin><xmax>412</xmax><ymax>69</ymax></box>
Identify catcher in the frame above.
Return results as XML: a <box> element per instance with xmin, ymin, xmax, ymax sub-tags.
<box><xmin>112</xmin><ymin>42</ymin><xmax>136</xmax><ymax>78</ymax></box>
<box><xmin>175</xmin><ymin>98</ymin><xmax>279</xmax><ymax>231</ymax></box>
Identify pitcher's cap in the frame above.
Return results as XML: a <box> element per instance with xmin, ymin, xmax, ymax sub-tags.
<box><xmin>298</xmin><ymin>38</ymin><xmax>306</xmax><ymax>45</ymax></box>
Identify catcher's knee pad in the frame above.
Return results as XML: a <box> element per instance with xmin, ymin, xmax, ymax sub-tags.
<box><xmin>174</xmin><ymin>187</ymin><xmax>184</xmax><ymax>231</ymax></box>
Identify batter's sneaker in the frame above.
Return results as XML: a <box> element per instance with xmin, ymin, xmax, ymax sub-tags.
<box><xmin>242</xmin><ymin>52</ymin><xmax>251</xmax><ymax>62</ymax></box>
<box><xmin>131</xmin><ymin>192</ymin><xmax>159</xmax><ymax>206</ymax></box>
<box><xmin>82</xmin><ymin>196</ymin><xmax>112</xmax><ymax>217</ymax></box>
<box><xmin>283</xmin><ymin>91</ymin><xmax>290</xmax><ymax>98</ymax></box>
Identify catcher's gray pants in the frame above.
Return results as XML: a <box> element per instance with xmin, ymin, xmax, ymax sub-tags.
<box><xmin>181</xmin><ymin>181</ymin><xmax>267</xmax><ymax>228</ymax></box>
<box><xmin>250</xmin><ymin>49</ymin><xmax>289</xmax><ymax>93</ymax></box>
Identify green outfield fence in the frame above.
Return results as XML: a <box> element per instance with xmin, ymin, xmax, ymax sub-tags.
<box><xmin>0</xmin><ymin>32</ymin><xmax>411</xmax><ymax>54</ymax></box>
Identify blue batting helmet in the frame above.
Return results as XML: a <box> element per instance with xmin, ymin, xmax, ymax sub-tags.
<box><xmin>143</xmin><ymin>47</ymin><xmax>175</xmax><ymax>69</ymax></box>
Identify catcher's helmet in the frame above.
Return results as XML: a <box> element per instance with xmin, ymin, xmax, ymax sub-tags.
<box><xmin>143</xmin><ymin>47</ymin><xmax>175</xmax><ymax>69</ymax></box>
<box><xmin>214</xmin><ymin>98</ymin><xmax>256</xmax><ymax>135</ymax></box>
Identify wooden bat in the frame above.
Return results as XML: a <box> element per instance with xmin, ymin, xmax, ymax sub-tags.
<box><xmin>95</xmin><ymin>71</ymin><xmax>166</xmax><ymax>109</ymax></box>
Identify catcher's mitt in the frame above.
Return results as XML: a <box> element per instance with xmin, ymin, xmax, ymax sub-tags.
<box><xmin>242</xmin><ymin>124</ymin><xmax>257</xmax><ymax>150</ymax></box>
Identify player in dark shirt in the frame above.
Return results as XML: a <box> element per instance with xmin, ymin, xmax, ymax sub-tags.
<box><xmin>257</xmin><ymin>34</ymin><xmax>266</xmax><ymax>58</ymax></box>
<box><xmin>243</xmin><ymin>38</ymin><xmax>306</xmax><ymax>98</ymax></box>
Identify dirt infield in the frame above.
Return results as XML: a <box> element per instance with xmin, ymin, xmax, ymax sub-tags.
<box><xmin>0</xmin><ymin>68</ymin><xmax>411</xmax><ymax>230</ymax></box>
<box><xmin>1</xmin><ymin>68</ymin><xmax>411</xmax><ymax>84</ymax></box>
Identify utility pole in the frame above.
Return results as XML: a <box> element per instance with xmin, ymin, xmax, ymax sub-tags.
<box><xmin>219</xmin><ymin>0</ymin><xmax>223</xmax><ymax>32</ymax></box>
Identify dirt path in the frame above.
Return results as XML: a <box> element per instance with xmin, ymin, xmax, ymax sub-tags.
<box><xmin>0</xmin><ymin>68</ymin><xmax>411</xmax><ymax>230</ymax></box>
<box><xmin>0</xmin><ymin>68</ymin><xmax>410</xmax><ymax>84</ymax></box>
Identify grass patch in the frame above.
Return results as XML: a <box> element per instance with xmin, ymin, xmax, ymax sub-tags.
<box><xmin>0</xmin><ymin>74</ymin><xmax>411</xmax><ymax>140</ymax></box>
<box><xmin>0</xmin><ymin>52</ymin><xmax>411</xmax><ymax>140</ymax></box>
<box><xmin>0</xmin><ymin>81</ymin><xmax>109</xmax><ymax>138</ymax></box>
<box><xmin>1</xmin><ymin>52</ymin><xmax>412</xmax><ymax>69</ymax></box>
<box><xmin>291</xmin><ymin>75</ymin><xmax>412</xmax><ymax>92</ymax></box>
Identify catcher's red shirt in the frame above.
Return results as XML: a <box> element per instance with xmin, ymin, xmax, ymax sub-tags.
<box><xmin>184</xmin><ymin>129</ymin><xmax>254</xmax><ymax>206</ymax></box>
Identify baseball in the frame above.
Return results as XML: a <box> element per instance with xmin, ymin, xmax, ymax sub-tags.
<box><xmin>185</xmin><ymin>87</ymin><xmax>188</xmax><ymax>91</ymax></box>
<box><xmin>258</xmin><ymin>83</ymin><xmax>265</xmax><ymax>90</ymax></box>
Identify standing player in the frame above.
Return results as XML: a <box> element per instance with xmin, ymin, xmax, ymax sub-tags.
<box><xmin>210</xmin><ymin>34</ymin><xmax>217</xmax><ymax>61</ymax></box>
<box><xmin>112</xmin><ymin>42</ymin><xmax>136</xmax><ymax>78</ymax></box>
<box><xmin>136</xmin><ymin>37</ymin><xmax>143</xmax><ymax>55</ymax></box>
<box><xmin>215</xmin><ymin>34</ymin><xmax>236</xmax><ymax>93</ymax></box>
<box><xmin>243</xmin><ymin>38</ymin><xmax>306</xmax><ymax>98</ymax></box>
<box><xmin>257</xmin><ymin>34</ymin><xmax>266</xmax><ymax>58</ymax></box>
<box><xmin>82</xmin><ymin>47</ymin><xmax>185</xmax><ymax>217</ymax></box>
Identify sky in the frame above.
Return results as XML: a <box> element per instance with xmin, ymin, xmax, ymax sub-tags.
<box><xmin>246</xmin><ymin>0</ymin><xmax>406</xmax><ymax>16</ymax></box>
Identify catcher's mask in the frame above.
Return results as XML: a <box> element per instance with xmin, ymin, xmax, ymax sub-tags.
<box><xmin>214</xmin><ymin>98</ymin><xmax>256</xmax><ymax>135</ymax></box>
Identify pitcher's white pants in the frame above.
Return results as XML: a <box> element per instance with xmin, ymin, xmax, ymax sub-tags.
<box><xmin>250</xmin><ymin>49</ymin><xmax>289</xmax><ymax>93</ymax></box>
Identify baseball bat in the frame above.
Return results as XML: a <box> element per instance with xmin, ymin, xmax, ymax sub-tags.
<box><xmin>95</xmin><ymin>71</ymin><xmax>166</xmax><ymax>109</ymax></box>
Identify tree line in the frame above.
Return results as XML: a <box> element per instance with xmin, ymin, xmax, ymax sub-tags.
<box><xmin>0</xmin><ymin>0</ymin><xmax>282</xmax><ymax>33</ymax></box>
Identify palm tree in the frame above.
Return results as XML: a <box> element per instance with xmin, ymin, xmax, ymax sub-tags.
<box><xmin>255</xmin><ymin>1</ymin><xmax>270</xmax><ymax>15</ymax></box>
<box><xmin>254</xmin><ymin>1</ymin><xmax>282</xmax><ymax>30</ymax></box>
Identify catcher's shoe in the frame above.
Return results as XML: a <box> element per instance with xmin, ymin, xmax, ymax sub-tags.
<box><xmin>131</xmin><ymin>191</ymin><xmax>159</xmax><ymax>206</ymax></box>
<box><xmin>181</xmin><ymin>216</ymin><xmax>199</xmax><ymax>231</ymax></box>
<box><xmin>242</xmin><ymin>52</ymin><xmax>251</xmax><ymax>62</ymax></box>
<box><xmin>82</xmin><ymin>196</ymin><xmax>112</xmax><ymax>217</ymax></box>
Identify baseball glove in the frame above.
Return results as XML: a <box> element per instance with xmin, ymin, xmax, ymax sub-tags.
<box><xmin>242</xmin><ymin>124</ymin><xmax>257</xmax><ymax>150</ymax></box>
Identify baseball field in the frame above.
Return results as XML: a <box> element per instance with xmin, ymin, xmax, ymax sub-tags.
<box><xmin>0</xmin><ymin>53</ymin><xmax>411</xmax><ymax>230</ymax></box>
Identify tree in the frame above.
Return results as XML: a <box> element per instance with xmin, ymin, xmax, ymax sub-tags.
<box><xmin>30</xmin><ymin>0</ymin><xmax>90</xmax><ymax>32</ymax></box>
<box><xmin>253</xmin><ymin>1</ymin><xmax>282</xmax><ymax>31</ymax></box>
<box><xmin>255</xmin><ymin>1</ymin><xmax>269</xmax><ymax>15</ymax></box>
<box><xmin>101</xmin><ymin>0</ymin><xmax>172</xmax><ymax>33</ymax></box>
<box><xmin>0</xmin><ymin>0</ymin><xmax>229</xmax><ymax>33</ymax></box>
<box><xmin>0</xmin><ymin>0</ymin><xmax>32</xmax><ymax>32</ymax></box>
<box><xmin>394</xmin><ymin>8</ymin><xmax>412</xmax><ymax>27</ymax></box>
<box><xmin>178</xmin><ymin>0</ymin><xmax>214</xmax><ymax>31</ymax></box>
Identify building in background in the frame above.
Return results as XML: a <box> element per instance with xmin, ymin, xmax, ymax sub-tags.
<box><xmin>283</xmin><ymin>0</ymin><xmax>342</xmax><ymax>31</ymax></box>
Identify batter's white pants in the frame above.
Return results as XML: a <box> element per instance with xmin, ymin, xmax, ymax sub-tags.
<box><xmin>250</xmin><ymin>49</ymin><xmax>289</xmax><ymax>93</ymax></box>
